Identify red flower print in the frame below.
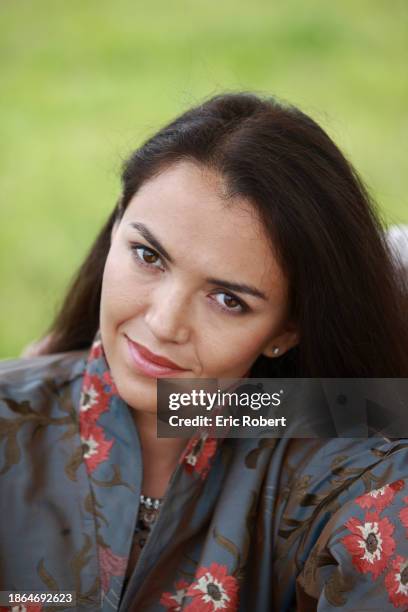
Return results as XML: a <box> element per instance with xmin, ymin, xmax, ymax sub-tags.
<box><xmin>160</xmin><ymin>579</ymin><xmax>190</xmax><ymax>610</ymax></box>
<box><xmin>399</xmin><ymin>496</ymin><xmax>408</xmax><ymax>537</ymax></box>
<box><xmin>356</xmin><ymin>480</ymin><xmax>404</xmax><ymax>513</ymax></box>
<box><xmin>89</xmin><ymin>338</ymin><xmax>103</xmax><ymax>360</ymax></box>
<box><xmin>81</xmin><ymin>421</ymin><xmax>114</xmax><ymax>473</ymax></box>
<box><xmin>385</xmin><ymin>555</ymin><xmax>408</xmax><ymax>608</ymax></box>
<box><xmin>99</xmin><ymin>544</ymin><xmax>128</xmax><ymax>594</ymax></box>
<box><xmin>79</xmin><ymin>373</ymin><xmax>110</xmax><ymax>424</ymax></box>
<box><xmin>102</xmin><ymin>370</ymin><xmax>117</xmax><ymax>394</ymax></box>
<box><xmin>185</xmin><ymin>563</ymin><xmax>238</xmax><ymax>611</ymax></box>
<box><xmin>181</xmin><ymin>434</ymin><xmax>218</xmax><ymax>480</ymax></box>
<box><xmin>342</xmin><ymin>511</ymin><xmax>395</xmax><ymax>579</ymax></box>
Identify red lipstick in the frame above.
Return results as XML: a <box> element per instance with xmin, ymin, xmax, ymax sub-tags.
<box><xmin>134</xmin><ymin>340</ymin><xmax>185</xmax><ymax>369</ymax></box>
<box><xmin>126</xmin><ymin>337</ymin><xmax>187</xmax><ymax>378</ymax></box>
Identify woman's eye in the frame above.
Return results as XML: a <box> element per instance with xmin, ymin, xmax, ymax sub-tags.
<box><xmin>213</xmin><ymin>293</ymin><xmax>246</xmax><ymax>313</ymax></box>
<box><xmin>132</xmin><ymin>245</ymin><xmax>164</xmax><ymax>269</ymax></box>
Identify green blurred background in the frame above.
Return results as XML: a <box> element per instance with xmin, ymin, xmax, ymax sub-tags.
<box><xmin>1</xmin><ymin>0</ymin><xmax>407</xmax><ymax>359</ymax></box>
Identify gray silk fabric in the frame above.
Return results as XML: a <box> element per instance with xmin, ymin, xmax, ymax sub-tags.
<box><xmin>1</xmin><ymin>350</ymin><xmax>408</xmax><ymax>610</ymax></box>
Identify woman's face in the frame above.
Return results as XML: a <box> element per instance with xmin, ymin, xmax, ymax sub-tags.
<box><xmin>100</xmin><ymin>161</ymin><xmax>297</xmax><ymax>412</ymax></box>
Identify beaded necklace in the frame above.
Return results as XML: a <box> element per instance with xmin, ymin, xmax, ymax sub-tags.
<box><xmin>134</xmin><ymin>495</ymin><xmax>163</xmax><ymax>549</ymax></box>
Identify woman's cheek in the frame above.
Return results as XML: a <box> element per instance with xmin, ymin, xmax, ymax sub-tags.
<box><xmin>102</xmin><ymin>255</ymin><xmax>147</xmax><ymax>324</ymax></box>
<box><xmin>203</xmin><ymin>326</ymin><xmax>267</xmax><ymax>377</ymax></box>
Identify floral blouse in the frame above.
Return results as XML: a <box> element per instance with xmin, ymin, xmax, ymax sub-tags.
<box><xmin>1</xmin><ymin>337</ymin><xmax>408</xmax><ymax>611</ymax></box>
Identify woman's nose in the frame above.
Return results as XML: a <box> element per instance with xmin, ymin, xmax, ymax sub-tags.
<box><xmin>144</xmin><ymin>286</ymin><xmax>191</xmax><ymax>344</ymax></box>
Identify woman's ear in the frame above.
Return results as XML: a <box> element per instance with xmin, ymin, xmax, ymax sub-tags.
<box><xmin>262</xmin><ymin>323</ymin><xmax>299</xmax><ymax>358</ymax></box>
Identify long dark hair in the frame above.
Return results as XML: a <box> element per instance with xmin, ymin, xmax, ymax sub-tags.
<box><xmin>45</xmin><ymin>93</ymin><xmax>408</xmax><ymax>376</ymax></box>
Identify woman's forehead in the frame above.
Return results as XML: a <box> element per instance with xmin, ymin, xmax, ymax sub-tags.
<box><xmin>124</xmin><ymin>162</ymin><xmax>262</xmax><ymax>248</ymax></box>
<box><xmin>122</xmin><ymin>161</ymin><xmax>287</xmax><ymax>296</ymax></box>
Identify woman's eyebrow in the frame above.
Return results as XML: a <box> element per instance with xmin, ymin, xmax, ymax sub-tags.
<box><xmin>129</xmin><ymin>221</ymin><xmax>266</xmax><ymax>300</ymax></box>
<box><xmin>130</xmin><ymin>222</ymin><xmax>174</xmax><ymax>263</ymax></box>
<box><xmin>206</xmin><ymin>277</ymin><xmax>267</xmax><ymax>300</ymax></box>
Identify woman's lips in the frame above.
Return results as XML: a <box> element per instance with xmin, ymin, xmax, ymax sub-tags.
<box><xmin>126</xmin><ymin>337</ymin><xmax>188</xmax><ymax>378</ymax></box>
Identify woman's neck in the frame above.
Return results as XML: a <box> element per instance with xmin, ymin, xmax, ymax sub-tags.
<box><xmin>130</xmin><ymin>408</ymin><xmax>188</xmax><ymax>497</ymax></box>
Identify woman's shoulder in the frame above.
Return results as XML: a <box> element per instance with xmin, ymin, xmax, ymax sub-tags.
<box><xmin>278</xmin><ymin>437</ymin><xmax>408</xmax><ymax>523</ymax></box>
<box><xmin>0</xmin><ymin>350</ymin><xmax>88</xmax><ymax>404</ymax></box>
<box><xmin>0</xmin><ymin>351</ymin><xmax>89</xmax><ymax>484</ymax></box>
<box><xmin>276</xmin><ymin>437</ymin><xmax>408</xmax><ymax>609</ymax></box>
<box><xmin>285</xmin><ymin>436</ymin><xmax>408</xmax><ymax>476</ymax></box>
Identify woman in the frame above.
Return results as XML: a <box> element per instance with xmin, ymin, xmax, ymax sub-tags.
<box><xmin>1</xmin><ymin>93</ymin><xmax>408</xmax><ymax>612</ymax></box>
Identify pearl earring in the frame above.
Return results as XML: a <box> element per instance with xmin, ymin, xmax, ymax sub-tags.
<box><xmin>272</xmin><ymin>346</ymin><xmax>280</xmax><ymax>355</ymax></box>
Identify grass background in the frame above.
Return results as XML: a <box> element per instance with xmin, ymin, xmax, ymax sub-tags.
<box><xmin>1</xmin><ymin>0</ymin><xmax>407</xmax><ymax>358</ymax></box>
